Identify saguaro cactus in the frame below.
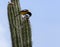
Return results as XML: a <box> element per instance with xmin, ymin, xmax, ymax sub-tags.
<box><xmin>7</xmin><ymin>0</ymin><xmax>32</xmax><ymax>47</ymax></box>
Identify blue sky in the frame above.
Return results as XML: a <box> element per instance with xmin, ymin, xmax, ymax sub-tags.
<box><xmin>0</xmin><ymin>0</ymin><xmax>60</xmax><ymax>47</ymax></box>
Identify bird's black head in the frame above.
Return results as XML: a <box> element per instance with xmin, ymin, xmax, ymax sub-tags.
<box><xmin>27</xmin><ymin>12</ymin><xmax>32</xmax><ymax>17</ymax></box>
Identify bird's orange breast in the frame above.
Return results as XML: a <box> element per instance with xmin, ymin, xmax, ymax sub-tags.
<box><xmin>20</xmin><ymin>11</ymin><xmax>28</xmax><ymax>15</ymax></box>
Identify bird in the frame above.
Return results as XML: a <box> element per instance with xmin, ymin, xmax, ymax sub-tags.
<box><xmin>16</xmin><ymin>9</ymin><xmax>32</xmax><ymax>19</ymax></box>
<box><xmin>20</xmin><ymin>9</ymin><xmax>32</xmax><ymax>17</ymax></box>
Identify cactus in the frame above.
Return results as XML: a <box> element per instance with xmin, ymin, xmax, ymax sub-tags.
<box><xmin>7</xmin><ymin>0</ymin><xmax>32</xmax><ymax>47</ymax></box>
